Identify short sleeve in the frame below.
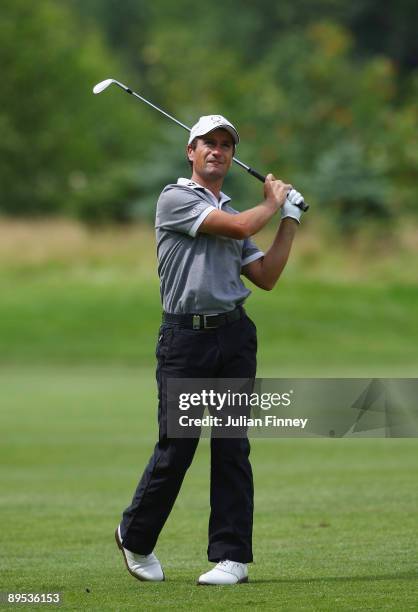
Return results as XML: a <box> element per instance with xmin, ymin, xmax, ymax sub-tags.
<box><xmin>155</xmin><ymin>186</ymin><xmax>215</xmax><ymax>238</ymax></box>
<box><xmin>241</xmin><ymin>237</ymin><xmax>264</xmax><ymax>267</ymax></box>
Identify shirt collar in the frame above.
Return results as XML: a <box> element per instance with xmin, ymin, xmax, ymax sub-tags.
<box><xmin>177</xmin><ymin>178</ymin><xmax>231</xmax><ymax>209</ymax></box>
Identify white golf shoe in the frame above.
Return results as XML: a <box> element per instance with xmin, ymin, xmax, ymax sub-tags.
<box><xmin>198</xmin><ymin>560</ymin><xmax>248</xmax><ymax>585</ymax></box>
<box><xmin>115</xmin><ymin>526</ymin><xmax>164</xmax><ymax>582</ymax></box>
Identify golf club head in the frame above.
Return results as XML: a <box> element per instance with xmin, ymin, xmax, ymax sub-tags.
<box><xmin>93</xmin><ymin>78</ymin><xmax>131</xmax><ymax>95</ymax></box>
<box><xmin>92</xmin><ymin>79</ymin><xmax>116</xmax><ymax>94</ymax></box>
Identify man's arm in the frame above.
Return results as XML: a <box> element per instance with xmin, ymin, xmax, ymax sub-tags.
<box><xmin>199</xmin><ymin>175</ymin><xmax>290</xmax><ymax>239</ymax></box>
<box><xmin>242</xmin><ymin>218</ymin><xmax>298</xmax><ymax>291</ymax></box>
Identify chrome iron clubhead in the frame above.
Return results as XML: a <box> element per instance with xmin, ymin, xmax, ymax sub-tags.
<box><xmin>93</xmin><ymin>78</ymin><xmax>130</xmax><ymax>95</ymax></box>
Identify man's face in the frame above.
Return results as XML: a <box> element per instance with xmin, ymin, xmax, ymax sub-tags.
<box><xmin>187</xmin><ymin>128</ymin><xmax>235</xmax><ymax>181</ymax></box>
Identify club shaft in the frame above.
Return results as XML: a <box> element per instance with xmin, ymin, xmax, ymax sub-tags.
<box><xmin>123</xmin><ymin>85</ymin><xmax>259</xmax><ymax>181</ymax></box>
<box><xmin>109</xmin><ymin>80</ymin><xmax>309</xmax><ymax>211</ymax></box>
<box><xmin>129</xmin><ymin>89</ymin><xmax>191</xmax><ymax>133</ymax></box>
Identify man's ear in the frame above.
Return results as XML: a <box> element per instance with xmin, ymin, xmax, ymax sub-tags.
<box><xmin>186</xmin><ymin>144</ymin><xmax>194</xmax><ymax>163</ymax></box>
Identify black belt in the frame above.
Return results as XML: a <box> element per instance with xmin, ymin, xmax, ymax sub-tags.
<box><xmin>163</xmin><ymin>306</ymin><xmax>244</xmax><ymax>330</ymax></box>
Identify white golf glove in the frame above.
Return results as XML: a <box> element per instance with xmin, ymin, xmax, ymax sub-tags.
<box><xmin>281</xmin><ymin>188</ymin><xmax>305</xmax><ymax>224</ymax></box>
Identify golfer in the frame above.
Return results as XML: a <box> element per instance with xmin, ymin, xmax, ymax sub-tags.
<box><xmin>116</xmin><ymin>115</ymin><xmax>305</xmax><ymax>585</ymax></box>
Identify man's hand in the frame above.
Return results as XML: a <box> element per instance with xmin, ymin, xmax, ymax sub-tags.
<box><xmin>281</xmin><ymin>188</ymin><xmax>306</xmax><ymax>224</ymax></box>
<box><xmin>264</xmin><ymin>174</ymin><xmax>292</xmax><ymax>211</ymax></box>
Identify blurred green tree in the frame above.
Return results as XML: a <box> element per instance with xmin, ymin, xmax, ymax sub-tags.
<box><xmin>0</xmin><ymin>0</ymin><xmax>158</xmax><ymax>218</ymax></box>
<box><xmin>68</xmin><ymin>1</ymin><xmax>418</xmax><ymax>229</ymax></box>
<box><xmin>2</xmin><ymin>0</ymin><xmax>417</xmax><ymax>228</ymax></box>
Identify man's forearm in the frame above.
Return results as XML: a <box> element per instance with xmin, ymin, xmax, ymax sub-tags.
<box><xmin>258</xmin><ymin>218</ymin><xmax>298</xmax><ymax>289</ymax></box>
<box><xmin>235</xmin><ymin>200</ymin><xmax>278</xmax><ymax>237</ymax></box>
<box><xmin>199</xmin><ymin>175</ymin><xmax>291</xmax><ymax>240</ymax></box>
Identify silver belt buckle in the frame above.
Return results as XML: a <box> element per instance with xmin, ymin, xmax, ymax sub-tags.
<box><xmin>192</xmin><ymin>315</ymin><xmax>201</xmax><ymax>330</ymax></box>
<box><xmin>203</xmin><ymin>314</ymin><xmax>218</xmax><ymax>329</ymax></box>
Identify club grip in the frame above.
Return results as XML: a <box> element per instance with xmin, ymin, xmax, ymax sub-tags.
<box><xmin>247</xmin><ymin>167</ymin><xmax>266</xmax><ymax>183</ymax></box>
<box><xmin>247</xmin><ymin>167</ymin><xmax>310</xmax><ymax>212</ymax></box>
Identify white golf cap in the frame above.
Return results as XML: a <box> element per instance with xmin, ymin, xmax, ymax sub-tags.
<box><xmin>188</xmin><ymin>115</ymin><xmax>239</xmax><ymax>145</ymax></box>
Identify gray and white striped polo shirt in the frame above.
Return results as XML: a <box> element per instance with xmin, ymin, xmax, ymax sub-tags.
<box><xmin>155</xmin><ymin>178</ymin><xmax>264</xmax><ymax>315</ymax></box>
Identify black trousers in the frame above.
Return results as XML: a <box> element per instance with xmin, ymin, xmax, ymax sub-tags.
<box><xmin>120</xmin><ymin>313</ymin><xmax>257</xmax><ymax>563</ymax></box>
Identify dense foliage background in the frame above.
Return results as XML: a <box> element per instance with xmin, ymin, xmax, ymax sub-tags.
<box><xmin>1</xmin><ymin>0</ymin><xmax>417</xmax><ymax>230</ymax></box>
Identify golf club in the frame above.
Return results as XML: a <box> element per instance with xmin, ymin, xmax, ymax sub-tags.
<box><xmin>93</xmin><ymin>78</ymin><xmax>309</xmax><ymax>211</ymax></box>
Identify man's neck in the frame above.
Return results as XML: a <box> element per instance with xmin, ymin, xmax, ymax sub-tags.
<box><xmin>190</xmin><ymin>173</ymin><xmax>223</xmax><ymax>201</ymax></box>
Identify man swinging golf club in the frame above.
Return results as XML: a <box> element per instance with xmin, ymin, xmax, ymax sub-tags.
<box><xmin>115</xmin><ymin>114</ymin><xmax>306</xmax><ymax>585</ymax></box>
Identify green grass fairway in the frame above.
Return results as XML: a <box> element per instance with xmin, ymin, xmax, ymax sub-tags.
<box><xmin>1</xmin><ymin>223</ymin><xmax>418</xmax><ymax>609</ymax></box>
<box><xmin>1</xmin><ymin>367</ymin><xmax>417</xmax><ymax>610</ymax></box>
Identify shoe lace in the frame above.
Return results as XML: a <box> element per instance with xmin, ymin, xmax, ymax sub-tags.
<box><xmin>218</xmin><ymin>560</ymin><xmax>241</xmax><ymax>569</ymax></box>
